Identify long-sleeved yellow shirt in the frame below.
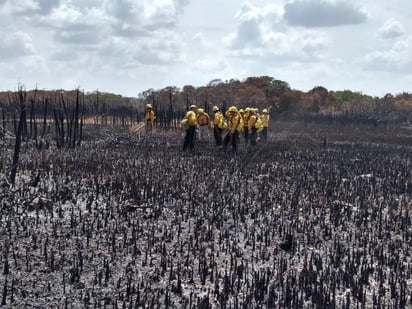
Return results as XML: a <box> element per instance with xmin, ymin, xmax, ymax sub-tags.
<box><xmin>228</xmin><ymin>113</ymin><xmax>242</xmax><ymax>133</ymax></box>
<box><xmin>145</xmin><ymin>110</ymin><xmax>155</xmax><ymax>124</ymax></box>
<box><xmin>185</xmin><ymin>110</ymin><xmax>197</xmax><ymax>126</ymax></box>
<box><xmin>213</xmin><ymin>111</ymin><xmax>223</xmax><ymax>127</ymax></box>
<box><xmin>247</xmin><ymin>115</ymin><xmax>257</xmax><ymax>130</ymax></box>
<box><xmin>261</xmin><ymin>114</ymin><xmax>270</xmax><ymax>127</ymax></box>
<box><xmin>144</xmin><ymin>109</ymin><xmax>156</xmax><ymax>124</ymax></box>
<box><xmin>243</xmin><ymin>112</ymin><xmax>250</xmax><ymax>127</ymax></box>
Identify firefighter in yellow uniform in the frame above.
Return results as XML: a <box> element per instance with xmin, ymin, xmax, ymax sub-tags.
<box><xmin>212</xmin><ymin>106</ymin><xmax>224</xmax><ymax>146</ymax></box>
<box><xmin>247</xmin><ymin>108</ymin><xmax>258</xmax><ymax>146</ymax></box>
<box><xmin>196</xmin><ymin>108</ymin><xmax>210</xmax><ymax>141</ymax></box>
<box><xmin>182</xmin><ymin>105</ymin><xmax>198</xmax><ymax>151</ymax></box>
<box><xmin>243</xmin><ymin>107</ymin><xmax>251</xmax><ymax>144</ymax></box>
<box><xmin>239</xmin><ymin>109</ymin><xmax>245</xmax><ymax>144</ymax></box>
<box><xmin>261</xmin><ymin>108</ymin><xmax>270</xmax><ymax>141</ymax></box>
<box><xmin>223</xmin><ymin>106</ymin><xmax>243</xmax><ymax>153</ymax></box>
<box><xmin>145</xmin><ymin>104</ymin><xmax>155</xmax><ymax>134</ymax></box>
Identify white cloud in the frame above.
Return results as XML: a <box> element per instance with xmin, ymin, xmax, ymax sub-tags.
<box><xmin>0</xmin><ymin>0</ymin><xmax>60</xmax><ymax>15</ymax></box>
<box><xmin>0</xmin><ymin>53</ymin><xmax>50</xmax><ymax>91</ymax></box>
<box><xmin>228</xmin><ymin>1</ymin><xmax>328</xmax><ymax>61</ymax></box>
<box><xmin>0</xmin><ymin>0</ymin><xmax>38</xmax><ymax>14</ymax></box>
<box><xmin>0</xmin><ymin>31</ymin><xmax>34</xmax><ymax>60</ymax></box>
<box><xmin>363</xmin><ymin>37</ymin><xmax>412</xmax><ymax>71</ymax></box>
<box><xmin>46</xmin><ymin>4</ymin><xmax>110</xmax><ymax>29</ymax></box>
<box><xmin>378</xmin><ymin>18</ymin><xmax>406</xmax><ymax>39</ymax></box>
<box><xmin>103</xmin><ymin>0</ymin><xmax>188</xmax><ymax>34</ymax></box>
<box><xmin>144</xmin><ymin>0</ymin><xmax>181</xmax><ymax>21</ymax></box>
<box><xmin>39</xmin><ymin>4</ymin><xmax>113</xmax><ymax>45</ymax></box>
<box><xmin>230</xmin><ymin>1</ymin><xmax>285</xmax><ymax>48</ymax></box>
<box><xmin>284</xmin><ymin>0</ymin><xmax>367</xmax><ymax>27</ymax></box>
<box><xmin>0</xmin><ymin>0</ymin><xmax>411</xmax><ymax>96</ymax></box>
<box><xmin>48</xmin><ymin>3</ymin><xmax>83</xmax><ymax>25</ymax></box>
<box><xmin>50</xmin><ymin>49</ymin><xmax>81</xmax><ymax>62</ymax></box>
<box><xmin>192</xmin><ymin>58</ymin><xmax>228</xmax><ymax>72</ymax></box>
<box><xmin>36</xmin><ymin>0</ymin><xmax>61</xmax><ymax>13</ymax></box>
<box><xmin>263</xmin><ymin>29</ymin><xmax>328</xmax><ymax>56</ymax></box>
<box><xmin>96</xmin><ymin>29</ymin><xmax>184</xmax><ymax>68</ymax></box>
<box><xmin>231</xmin><ymin>2</ymin><xmax>263</xmax><ymax>48</ymax></box>
<box><xmin>54</xmin><ymin>30</ymin><xmax>102</xmax><ymax>45</ymax></box>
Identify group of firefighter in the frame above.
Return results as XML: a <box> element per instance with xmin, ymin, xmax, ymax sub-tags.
<box><xmin>144</xmin><ymin>103</ymin><xmax>270</xmax><ymax>153</ymax></box>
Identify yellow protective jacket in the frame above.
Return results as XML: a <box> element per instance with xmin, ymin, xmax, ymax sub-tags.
<box><xmin>213</xmin><ymin>111</ymin><xmax>223</xmax><ymax>127</ymax></box>
<box><xmin>197</xmin><ymin>112</ymin><xmax>210</xmax><ymax>126</ymax></box>
<box><xmin>261</xmin><ymin>114</ymin><xmax>270</xmax><ymax>127</ymax></box>
<box><xmin>228</xmin><ymin>112</ymin><xmax>242</xmax><ymax>134</ymax></box>
<box><xmin>185</xmin><ymin>110</ymin><xmax>197</xmax><ymax>126</ymax></box>
<box><xmin>243</xmin><ymin>111</ymin><xmax>250</xmax><ymax>127</ymax></box>
<box><xmin>145</xmin><ymin>110</ymin><xmax>155</xmax><ymax>124</ymax></box>
<box><xmin>247</xmin><ymin>115</ymin><xmax>257</xmax><ymax>130</ymax></box>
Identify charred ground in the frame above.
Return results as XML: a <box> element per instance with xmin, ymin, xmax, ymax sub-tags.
<box><xmin>0</xmin><ymin>121</ymin><xmax>411</xmax><ymax>308</ymax></box>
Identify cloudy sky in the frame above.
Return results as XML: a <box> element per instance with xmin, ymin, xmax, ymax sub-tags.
<box><xmin>0</xmin><ymin>0</ymin><xmax>411</xmax><ymax>97</ymax></box>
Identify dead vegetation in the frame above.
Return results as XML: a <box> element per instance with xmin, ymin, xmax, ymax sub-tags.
<box><xmin>0</xmin><ymin>122</ymin><xmax>411</xmax><ymax>308</ymax></box>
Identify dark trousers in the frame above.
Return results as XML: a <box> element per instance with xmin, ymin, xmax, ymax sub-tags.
<box><xmin>244</xmin><ymin>129</ymin><xmax>249</xmax><ymax>144</ymax></box>
<box><xmin>262</xmin><ymin>127</ymin><xmax>268</xmax><ymax>140</ymax></box>
<box><xmin>223</xmin><ymin>131</ymin><xmax>240</xmax><ymax>152</ymax></box>
<box><xmin>250</xmin><ymin>128</ymin><xmax>257</xmax><ymax>146</ymax></box>
<box><xmin>183</xmin><ymin>126</ymin><xmax>196</xmax><ymax>151</ymax></box>
<box><xmin>145</xmin><ymin>121</ymin><xmax>153</xmax><ymax>134</ymax></box>
<box><xmin>214</xmin><ymin>127</ymin><xmax>223</xmax><ymax>145</ymax></box>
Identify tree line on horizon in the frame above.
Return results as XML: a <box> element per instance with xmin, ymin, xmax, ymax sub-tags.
<box><xmin>1</xmin><ymin>76</ymin><xmax>412</xmax><ymax>128</ymax></box>
<box><xmin>138</xmin><ymin>76</ymin><xmax>412</xmax><ymax>122</ymax></box>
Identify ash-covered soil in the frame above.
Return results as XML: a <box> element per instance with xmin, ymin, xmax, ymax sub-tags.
<box><xmin>1</xmin><ymin>122</ymin><xmax>411</xmax><ymax>308</ymax></box>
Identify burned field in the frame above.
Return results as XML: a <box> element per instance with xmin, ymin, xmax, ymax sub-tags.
<box><xmin>1</xmin><ymin>122</ymin><xmax>411</xmax><ymax>308</ymax></box>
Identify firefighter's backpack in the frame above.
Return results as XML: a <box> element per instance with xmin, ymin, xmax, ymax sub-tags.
<box><xmin>255</xmin><ymin>116</ymin><xmax>263</xmax><ymax>132</ymax></box>
<box><xmin>236</xmin><ymin>115</ymin><xmax>244</xmax><ymax>133</ymax></box>
<box><xmin>180</xmin><ymin>118</ymin><xmax>190</xmax><ymax>130</ymax></box>
<box><xmin>218</xmin><ymin>116</ymin><xmax>228</xmax><ymax>129</ymax></box>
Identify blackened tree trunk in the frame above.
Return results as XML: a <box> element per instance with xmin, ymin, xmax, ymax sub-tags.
<box><xmin>0</xmin><ymin>105</ymin><xmax>5</xmax><ymax>138</ymax></box>
<box><xmin>29</xmin><ymin>88</ymin><xmax>38</xmax><ymax>141</ymax></box>
<box><xmin>52</xmin><ymin>90</ymin><xmax>84</xmax><ymax>149</ymax></box>
<box><xmin>60</xmin><ymin>93</ymin><xmax>70</xmax><ymax>145</ymax></box>
<box><xmin>29</xmin><ymin>99</ymin><xmax>33</xmax><ymax>139</ymax></box>
<box><xmin>22</xmin><ymin>103</ymin><xmax>28</xmax><ymax>142</ymax></box>
<box><xmin>13</xmin><ymin>113</ymin><xmax>17</xmax><ymax>136</ymax></box>
<box><xmin>78</xmin><ymin>117</ymin><xmax>83</xmax><ymax>147</ymax></box>
<box><xmin>10</xmin><ymin>87</ymin><xmax>27</xmax><ymax>186</ymax></box>
<box><xmin>41</xmin><ymin>97</ymin><xmax>49</xmax><ymax>138</ymax></box>
<box><xmin>29</xmin><ymin>99</ymin><xmax>38</xmax><ymax>144</ymax></box>
<box><xmin>53</xmin><ymin>108</ymin><xmax>63</xmax><ymax>149</ymax></box>
<box><xmin>168</xmin><ymin>89</ymin><xmax>173</xmax><ymax>130</ymax></box>
<box><xmin>71</xmin><ymin>89</ymin><xmax>81</xmax><ymax>148</ymax></box>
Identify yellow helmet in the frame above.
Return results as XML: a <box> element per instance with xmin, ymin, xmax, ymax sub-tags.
<box><xmin>189</xmin><ymin>104</ymin><xmax>197</xmax><ymax>110</ymax></box>
<box><xmin>213</xmin><ymin>106</ymin><xmax>219</xmax><ymax>112</ymax></box>
<box><xmin>197</xmin><ymin>108</ymin><xmax>204</xmax><ymax>113</ymax></box>
<box><xmin>262</xmin><ymin>108</ymin><xmax>268</xmax><ymax>113</ymax></box>
<box><xmin>228</xmin><ymin>106</ymin><xmax>238</xmax><ymax>113</ymax></box>
<box><xmin>245</xmin><ymin>107</ymin><xmax>250</xmax><ymax>112</ymax></box>
<box><xmin>146</xmin><ymin>103</ymin><xmax>152</xmax><ymax>109</ymax></box>
<box><xmin>239</xmin><ymin>109</ymin><xmax>244</xmax><ymax>114</ymax></box>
